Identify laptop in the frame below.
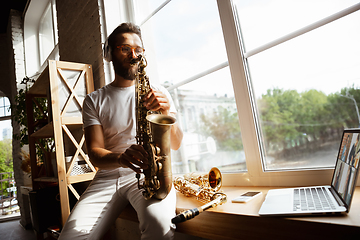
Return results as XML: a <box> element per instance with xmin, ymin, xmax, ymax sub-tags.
<box><xmin>259</xmin><ymin>128</ymin><xmax>360</xmax><ymax>216</ymax></box>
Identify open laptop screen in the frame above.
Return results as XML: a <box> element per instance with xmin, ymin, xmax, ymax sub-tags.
<box><xmin>331</xmin><ymin>129</ymin><xmax>360</xmax><ymax>207</ymax></box>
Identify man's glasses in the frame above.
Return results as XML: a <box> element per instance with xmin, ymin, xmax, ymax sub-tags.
<box><xmin>116</xmin><ymin>45</ymin><xmax>145</xmax><ymax>56</ymax></box>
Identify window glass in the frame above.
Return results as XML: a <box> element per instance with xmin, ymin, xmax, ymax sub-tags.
<box><xmin>176</xmin><ymin>67</ymin><xmax>244</xmax><ymax>173</ymax></box>
<box><xmin>135</xmin><ymin>0</ymin><xmax>245</xmax><ymax>173</ymax></box>
<box><xmin>39</xmin><ymin>4</ymin><xmax>55</xmax><ymax>64</ymax></box>
<box><xmin>140</xmin><ymin>0</ymin><xmax>228</xmax><ymax>85</ymax></box>
<box><xmin>234</xmin><ymin>0</ymin><xmax>360</xmax><ymax>171</ymax></box>
<box><xmin>0</xmin><ymin>97</ymin><xmax>11</xmax><ymax>117</ymax></box>
<box><xmin>134</xmin><ymin>0</ymin><xmax>169</xmax><ymax>24</ymax></box>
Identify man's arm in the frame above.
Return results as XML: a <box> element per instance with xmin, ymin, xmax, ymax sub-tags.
<box><xmin>84</xmin><ymin>125</ymin><xmax>148</xmax><ymax>172</ymax></box>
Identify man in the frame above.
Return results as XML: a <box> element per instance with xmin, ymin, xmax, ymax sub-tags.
<box><xmin>58</xmin><ymin>23</ymin><xmax>183</xmax><ymax>240</ymax></box>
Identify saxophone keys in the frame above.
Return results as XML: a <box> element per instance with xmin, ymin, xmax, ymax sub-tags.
<box><xmin>157</xmin><ymin>161</ymin><xmax>162</xmax><ymax>171</ymax></box>
<box><xmin>151</xmin><ymin>177</ymin><xmax>160</xmax><ymax>190</ymax></box>
<box><xmin>155</xmin><ymin>146</ymin><xmax>161</xmax><ymax>155</ymax></box>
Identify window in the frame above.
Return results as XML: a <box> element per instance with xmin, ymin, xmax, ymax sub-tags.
<box><xmin>24</xmin><ymin>0</ymin><xmax>58</xmax><ymax>78</ymax></box>
<box><xmin>39</xmin><ymin>2</ymin><xmax>57</xmax><ymax>65</ymax></box>
<box><xmin>104</xmin><ymin>0</ymin><xmax>360</xmax><ymax>186</ymax></box>
<box><xmin>0</xmin><ymin>95</ymin><xmax>12</xmax><ymax>141</ymax></box>
<box><xmin>0</xmin><ymin>94</ymin><xmax>14</xmax><ymax>216</ymax></box>
<box><xmin>0</xmin><ymin>97</ymin><xmax>11</xmax><ymax>118</ymax></box>
<box><xmin>232</xmin><ymin>0</ymin><xmax>360</xmax><ymax>171</ymax></box>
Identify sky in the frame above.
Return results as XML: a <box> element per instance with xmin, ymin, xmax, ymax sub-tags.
<box><xmin>235</xmin><ymin>0</ymin><xmax>360</xmax><ymax>97</ymax></box>
<box><xmin>0</xmin><ymin>119</ymin><xmax>12</xmax><ymax>141</ymax></box>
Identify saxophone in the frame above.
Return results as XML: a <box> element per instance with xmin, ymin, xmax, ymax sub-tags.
<box><xmin>135</xmin><ymin>55</ymin><xmax>176</xmax><ymax>200</ymax></box>
<box><xmin>172</xmin><ymin>167</ymin><xmax>227</xmax><ymax>223</ymax></box>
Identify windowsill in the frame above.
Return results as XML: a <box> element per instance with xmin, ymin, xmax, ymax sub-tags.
<box><xmin>119</xmin><ymin>186</ymin><xmax>360</xmax><ymax>239</ymax></box>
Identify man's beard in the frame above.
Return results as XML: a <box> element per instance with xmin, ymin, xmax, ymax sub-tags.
<box><xmin>112</xmin><ymin>58</ymin><xmax>138</xmax><ymax>80</ymax></box>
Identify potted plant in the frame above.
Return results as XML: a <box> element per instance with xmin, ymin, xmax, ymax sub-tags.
<box><xmin>12</xmin><ymin>77</ymin><xmax>54</xmax><ymax>180</ymax></box>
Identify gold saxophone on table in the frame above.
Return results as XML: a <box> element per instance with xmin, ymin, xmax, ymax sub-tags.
<box><xmin>172</xmin><ymin>167</ymin><xmax>227</xmax><ymax>223</ymax></box>
<box><xmin>135</xmin><ymin>55</ymin><xmax>176</xmax><ymax>200</ymax></box>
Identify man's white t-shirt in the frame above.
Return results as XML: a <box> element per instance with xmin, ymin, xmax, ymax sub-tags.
<box><xmin>82</xmin><ymin>84</ymin><xmax>176</xmax><ymax>154</ymax></box>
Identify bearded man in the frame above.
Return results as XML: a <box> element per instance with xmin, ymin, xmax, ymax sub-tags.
<box><xmin>58</xmin><ymin>22</ymin><xmax>183</xmax><ymax>240</ymax></box>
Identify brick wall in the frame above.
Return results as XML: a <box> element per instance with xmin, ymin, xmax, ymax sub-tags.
<box><xmin>10</xmin><ymin>10</ymin><xmax>26</xmax><ymax>90</ymax></box>
<box><xmin>8</xmin><ymin>8</ymin><xmax>25</xmax><ymax>198</ymax></box>
<box><xmin>56</xmin><ymin>0</ymin><xmax>105</xmax><ymax>90</ymax></box>
<box><xmin>0</xmin><ymin>11</ymin><xmax>18</xmax><ymax>98</ymax></box>
<box><xmin>0</xmin><ymin>10</ymin><xmax>25</xmax><ymax>96</ymax></box>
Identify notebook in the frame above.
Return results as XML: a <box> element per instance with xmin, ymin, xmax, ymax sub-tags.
<box><xmin>258</xmin><ymin>128</ymin><xmax>360</xmax><ymax>216</ymax></box>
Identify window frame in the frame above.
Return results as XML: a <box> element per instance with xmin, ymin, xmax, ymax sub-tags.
<box><xmin>104</xmin><ymin>0</ymin><xmax>360</xmax><ymax>186</ymax></box>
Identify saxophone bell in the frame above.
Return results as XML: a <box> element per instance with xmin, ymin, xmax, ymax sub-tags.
<box><xmin>208</xmin><ymin>167</ymin><xmax>222</xmax><ymax>190</ymax></box>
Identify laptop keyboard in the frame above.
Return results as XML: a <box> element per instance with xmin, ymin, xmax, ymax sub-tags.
<box><xmin>293</xmin><ymin>187</ymin><xmax>337</xmax><ymax>211</ymax></box>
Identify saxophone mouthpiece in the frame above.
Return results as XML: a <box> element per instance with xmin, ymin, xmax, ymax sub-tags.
<box><xmin>130</xmin><ymin>55</ymin><xmax>143</xmax><ymax>65</ymax></box>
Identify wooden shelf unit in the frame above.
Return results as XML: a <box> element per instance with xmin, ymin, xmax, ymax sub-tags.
<box><xmin>26</xmin><ymin>60</ymin><xmax>96</xmax><ymax>226</ymax></box>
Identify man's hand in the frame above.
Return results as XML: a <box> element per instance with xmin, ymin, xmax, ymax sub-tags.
<box><xmin>85</xmin><ymin>125</ymin><xmax>151</xmax><ymax>171</ymax></box>
<box><xmin>143</xmin><ymin>88</ymin><xmax>170</xmax><ymax>115</ymax></box>
<box><xmin>118</xmin><ymin>145</ymin><xmax>149</xmax><ymax>173</ymax></box>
